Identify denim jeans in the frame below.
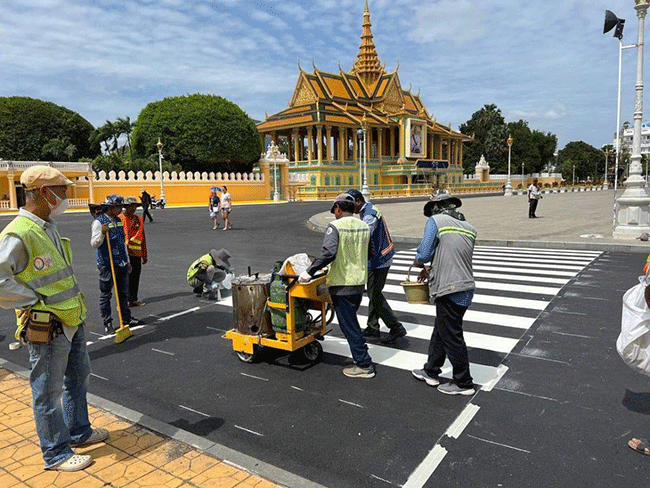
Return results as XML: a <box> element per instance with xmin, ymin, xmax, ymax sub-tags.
<box><xmin>28</xmin><ymin>324</ymin><xmax>92</xmax><ymax>468</ymax></box>
<box><xmin>99</xmin><ymin>264</ymin><xmax>131</xmax><ymax>325</ymax></box>
<box><xmin>331</xmin><ymin>293</ymin><xmax>372</xmax><ymax>368</ymax></box>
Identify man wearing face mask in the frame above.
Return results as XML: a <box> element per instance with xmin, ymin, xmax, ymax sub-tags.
<box><xmin>0</xmin><ymin>166</ymin><xmax>108</xmax><ymax>471</ymax></box>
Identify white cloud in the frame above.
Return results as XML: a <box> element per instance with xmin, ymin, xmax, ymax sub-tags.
<box><xmin>408</xmin><ymin>0</ymin><xmax>486</xmax><ymax>45</ymax></box>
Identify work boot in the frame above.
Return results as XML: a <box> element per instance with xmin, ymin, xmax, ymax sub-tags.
<box><xmin>381</xmin><ymin>326</ymin><xmax>407</xmax><ymax>344</ymax></box>
<box><xmin>362</xmin><ymin>327</ymin><xmax>381</xmax><ymax>338</ymax></box>
<box><xmin>103</xmin><ymin>320</ymin><xmax>114</xmax><ymax>334</ymax></box>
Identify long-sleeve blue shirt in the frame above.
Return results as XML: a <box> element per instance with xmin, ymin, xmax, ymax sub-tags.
<box><xmin>415</xmin><ymin>217</ymin><xmax>474</xmax><ymax>307</ymax></box>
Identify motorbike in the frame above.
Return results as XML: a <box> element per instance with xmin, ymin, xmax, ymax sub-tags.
<box><xmin>151</xmin><ymin>196</ymin><xmax>166</xmax><ymax>209</ymax></box>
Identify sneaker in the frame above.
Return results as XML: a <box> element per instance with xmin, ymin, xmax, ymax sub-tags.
<box><xmin>213</xmin><ymin>223</ymin><xmax>217</xmax><ymax>230</ymax></box>
<box><xmin>437</xmin><ymin>382</ymin><xmax>475</xmax><ymax>396</ymax></box>
<box><xmin>49</xmin><ymin>454</ymin><xmax>93</xmax><ymax>472</ymax></box>
<box><xmin>343</xmin><ymin>364</ymin><xmax>376</xmax><ymax>378</ymax></box>
<box><xmin>128</xmin><ymin>318</ymin><xmax>144</xmax><ymax>326</ymax></box>
<box><xmin>412</xmin><ymin>369</ymin><xmax>440</xmax><ymax>386</ymax></box>
<box><xmin>381</xmin><ymin>326</ymin><xmax>407</xmax><ymax>344</ymax></box>
<box><xmin>71</xmin><ymin>428</ymin><xmax>109</xmax><ymax>447</ymax></box>
<box><xmin>104</xmin><ymin>321</ymin><xmax>114</xmax><ymax>334</ymax></box>
<box><xmin>362</xmin><ymin>327</ymin><xmax>381</xmax><ymax>338</ymax></box>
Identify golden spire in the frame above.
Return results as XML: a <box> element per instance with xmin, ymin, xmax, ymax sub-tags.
<box><xmin>351</xmin><ymin>0</ymin><xmax>383</xmax><ymax>88</ymax></box>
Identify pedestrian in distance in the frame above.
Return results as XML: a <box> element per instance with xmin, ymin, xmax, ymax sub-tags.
<box><xmin>90</xmin><ymin>195</ymin><xmax>142</xmax><ymax>333</ymax></box>
<box><xmin>299</xmin><ymin>193</ymin><xmax>376</xmax><ymax>378</ymax></box>
<box><xmin>140</xmin><ymin>188</ymin><xmax>154</xmax><ymax>223</ymax></box>
<box><xmin>528</xmin><ymin>178</ymin><xmax>542</xmax><ymax>218</ymax></box>
<box><xmin>411</xmin><ymin>191</ymin><xmax>477</xmax><ymax>396</ymax></box>
<box><xmin>347</xmin><ymin>189</ymin><xmax>407</xmax><ymax>344</ymax></box>
<box><xmin>209</xmin><ymin>187</ymin><xmax>221</xmax><ymax>230</ymax></box>
<box><xmin>0</xmin><ymin>166</ymin><xmax>108</xmax><ymax>472</ymax></box>
<box><xmin>220</xmin><ymin>185</ymin><xmax>233</xmax><ymax>231</ymax></box>
<box><xmin>119</xmin><ymin>196</ymin><xmax>147</xmax><ymax>307</ymax></box>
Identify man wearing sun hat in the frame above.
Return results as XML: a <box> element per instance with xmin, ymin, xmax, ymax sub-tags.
<box><xmin>0</xmin><ymin>165</ymin><xmax>108</xmax><ymax>471</ymax></box>
<box><xmin>299</xmin><ymin>193</ymin><xmax>376</xmax><ymax>378</ymax></box>
<box><xmin>119</xmin><ymin>197</ymin><xmax>147</xmax><ymax>307</ymax></box>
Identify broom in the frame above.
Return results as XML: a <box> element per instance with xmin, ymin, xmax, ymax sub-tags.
<box><xmin>105</xmin><ymin>227</ymin><xmax>132</xmax><ymax>344</ymax></box>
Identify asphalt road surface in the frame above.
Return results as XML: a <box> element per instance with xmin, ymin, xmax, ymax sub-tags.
<box><xmin>1</xmin><ymin>202</ymin><xmax>649</xmax><ymax>488</ymax></box>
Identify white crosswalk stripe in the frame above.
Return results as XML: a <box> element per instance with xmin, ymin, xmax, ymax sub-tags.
<box><xmin>216</xmin><ymin>247</ymin><xmax>601</xmax><ymax>386</ymax></box>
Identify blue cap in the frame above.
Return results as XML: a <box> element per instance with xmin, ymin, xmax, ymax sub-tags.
<box><xmin>346</xmin><ymin>189</ymin><xmax>364</xmax><ymax>201</ymax></box>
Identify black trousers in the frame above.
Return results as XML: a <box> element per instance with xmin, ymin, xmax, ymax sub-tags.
<box><xmin>142</xmin><ymin>206</ymin><xmax>153</xmax><ymax>222</ymax></box>
<box><xmin>424</xmin><ymin>295</ymin><xmax>473</xmax><ymax>388</ymax></box>
<box><xmin>528</xmin><ymin>199</ymin><xmax>539</xmax><ymax>217</ymax></box>
<box><xmin>129</xmin><ymin>255</ymin><xmax>142</xmax><ymax>302</ymax></box>
<box><xmin>366</xmin><ymin>266</ymin><xmax>402</xmax><ymax>332</ymax></box>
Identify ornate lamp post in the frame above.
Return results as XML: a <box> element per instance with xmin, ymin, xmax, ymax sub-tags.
<box><xmin>573</xmin><ymin>164</ymin><xmax>576</xmax><ymax>186</ymax></box>
<box><xmin>504</xmin><ymin>135</ymin><xmax>513</xmax><ymax>196</ymax></box>
<box><xmin>521</xmin><ymin>162</ymin><xmax>525</xmax><ymax>191</ymax></box>
<box><xmin>360</xmin><ymin>114</ymin><xmax>370</xmax><ymax>200</ymax></box>
<box><xmin>614</xmin><ymin>0</ymin><xmax>650</xmax><ymax>238</ymax></box>
<box><xmin>156</xmin><ymin>138</ymin><xmax>166</xmax><ymax>204</ymax></box>
<box><xmin>269</xmin><ymin>141</ymin><xmax>281</xmax><ymax>202</ymax></box>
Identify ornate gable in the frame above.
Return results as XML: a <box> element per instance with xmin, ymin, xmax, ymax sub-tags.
<box><xmin>290</xmin><ymin>73</ymin><xmax>318</xmax><ymax>107</ymax></box>
<box><xmin>382</xmin><ymin>75</ymin><xmax>404</xmax><ymax>114</ymax></box>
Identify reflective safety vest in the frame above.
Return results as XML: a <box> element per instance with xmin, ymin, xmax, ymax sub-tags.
<box><xmin>326</xmin><ymin>216</ymin><xmax>370</xmax><ymax>287</ymax></box>
<box><xmin>0</xmin><ymin>216</ymin><xmax>87</xmax><ymax>339</ymax></box>
<box><xmin>119</xmin><ymin>213</ymin><xmax>146</xmax><ymax>258</ymax></box>
<box><xmin>187</xmin><ymin>253</ymin><xmax>212</xmax><ymax>286</ymax></box>
<box><xmin>95</xmin><ymin>213</ymin><xmax>128</xmax><ymax>267</ymax></box>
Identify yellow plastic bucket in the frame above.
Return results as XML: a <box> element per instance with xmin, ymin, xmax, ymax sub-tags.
<box><xmin>401</xmin><ymin>266</ymin><xmax>430</xmax><ymax>304</ymax></box>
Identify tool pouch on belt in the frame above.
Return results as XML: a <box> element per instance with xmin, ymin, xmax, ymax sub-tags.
<box><xmin>25</xmin><ymin>311</ymin><xmax>56</xmax><ymax>343</ymax></box>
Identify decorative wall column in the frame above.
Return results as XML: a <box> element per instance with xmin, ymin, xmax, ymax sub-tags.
<box><xmin>353</xmin><ymin>129</ymin><xmax>358</xmax><ymax>162</ymax></box>
<box><xmin>398</xmin><ymin>120</ymin><xmax>405</xmax><ymax>158</ymax></box>
<box><xmin>317</xmin><ymin>126</ymin><xmax>323</xmax><ymax>162</ymax></box>
<box><xmin>7</xmin><ymin>173</ymin><xmax>17</xmax><ymax>209</ymax></box>
<box><xmin>377</xmin><ymin>128</ymin><xmax>383</xmax><ymax>160</ymax></box>
<box><xmin>293</xmin><ymin>130</ymin><xmax>300</xmax><ymax>163</ymax></box>
<box><xmin>326</xmin><ymin>126</ymin><xmax>332</xmax><ymax>161</ymax></box>
<box><xmin>87</xmin><ymin>169</ymin><xmax>95</xmax><ymax>203</ymax></box>
<box><xmin>307</xmin><ymin>127</ymin><xmax>313</xmax><ymax>163</ymax></box>
<box><xmin>389</xmin><ymin>128</ymin><xmax>395</xmax><ymax>157</ymax></box>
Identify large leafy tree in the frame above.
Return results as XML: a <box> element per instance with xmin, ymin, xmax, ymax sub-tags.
<box><xmin>459</xmin><ymin>104</ymin><xmax>557</xmax><ymax>175</ymax></box>
<box><xmin>0</xmin><ymin>96</ymin><xmax>99</xmax><ymax>161</ymax></box>
<box><xmin>131</xmin><ymin>94</ymin><xmax>261</xmax><ymax>173</ymax></box>
<box><xmin>557</xmin><ymin>141</ymin><xmax>605</xmax><ymax>182</ymax></box>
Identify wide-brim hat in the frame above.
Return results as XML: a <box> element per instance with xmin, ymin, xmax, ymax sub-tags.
<box><xmin>210</xmin><ymin>248</ymin><xmax>232</xmax><ymax>268</ymax></box>
<box><xmin>330</xmin><ymin>192</ymin><xmax>355</xmax><ymax>213</ymax></box>
<box><xmin>428</xmin><ymin>192</ymin><xmax>462</xmax><ymax>208</ymax></box>
<box><xmin>101</xmin><ymin>194</ymin><xmax>124</xmax><ymax>207</ymax></box>
<box><xmin>124</xmin><ymin>196</ymin><xmax>141</xmax><ymax>206</ymax></box>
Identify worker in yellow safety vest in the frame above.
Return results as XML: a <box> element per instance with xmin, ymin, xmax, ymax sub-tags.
<box><xmin>299</xmin><ymin>193</ymin><xmax>376</xmax><ymax>378</ymax></box>
<box><xmin>0</xmin><ymin>166</ymin><xmax>108</xmax><ymax>472</ymax></box>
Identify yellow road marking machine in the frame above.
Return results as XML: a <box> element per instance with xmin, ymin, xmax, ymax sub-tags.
<box><xmin>224</xmin><ymin>262</ymin><xmax>332</xmax><ymax>364</ymax></box>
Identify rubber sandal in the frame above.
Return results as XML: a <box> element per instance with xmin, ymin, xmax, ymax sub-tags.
<box><xmin>50</xmin><ymin>454</ymin><xmax>93</xmax><ymax>472</ymax></box>
<box><xmin>628</xmin><ymin>438</ymin><xmax>650</xmax><ymax>456</ymax></box>
<box><xmin>71</xmin><ymin>428</ymin><xmax>109</xmax><ymax>447</ymax></box>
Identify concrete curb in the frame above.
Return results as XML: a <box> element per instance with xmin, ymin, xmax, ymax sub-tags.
<box><xmin>0</xmin><ymin>357</ymin><xmax>326</xmax><ymax>488</ymax></box>
<box><xmin>307</xmin><ymin>217</ymin><xmax>650</xmax><ymax>253</ymax></box>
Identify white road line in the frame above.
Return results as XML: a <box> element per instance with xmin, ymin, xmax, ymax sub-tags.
<box><xmin>370</xmin><ymin>474</ymin><xmax>395</xmax><ymax>485</ymax></box>
<box><xmin>151</xmin><ymin>348</ymin><xmax>175</xmax><ymax>356</ymax></box>
<box><xmin>398</xmin><ymin>247</ymin><xmax>601</xmax><ymax>258</ymax></box>
<box><xmin>179</xmin><ymin>405</ymin><xmax>210</xmax><ymax>417</ymax></box>
<box><xmin>240</xmin><ymin>372</ymin><xmax>269</xmax><ymax>381</ymax></box>
<box><xmin>552</xmin><ymin>331</ymin><xmax>595</xmax><ymax>339</ymax></box>
<box><xmin>394</xmin><ymin>255</ymin><xmax>593</xmax><ymax>268</ymax></box>
<box><xmin>383</xmin><ymin>284</ymin><xmax>548</xmax><ymax>310</ymax></box>
<box><xmin>159</xmin><ymin>307</ymin><xmax>201</xmax><ymax>321</ymax></box>
<box><xmin>473</xmin><ymin>271</ymin><xmax>568</xmax><ymax>285</ymax></box>
<box><xmin>338</xmin><ymin>399</ymin><xmax>364</xmax><ymax>408</ymax></box>
<box><xmin>480</xmin><ymin>364</ymin><xmax>509</xmax><ymax>392</ymax></box>
<box><xmin>206</xmin><ymin>326</ymin><xmax>229</xmax><ymax>332</ymax></box>
<box><xmin>321</xmin><ymin>336</ymin><xmax>500</xmax><ymax>386</ymax></box>
<box><xmin>402</xmin><ymin>444</ymin><xmax>447</xmax><ymax>488</ymax></box>
<box><xmin>291</xmin><ymin>386</ymin><xmax>304</xmax><ymax>391</ymax></box>
<box><xmin>445</xmin><ymin>403</ymin><xmax>480</xmax><ymax>439</ymax></box>
<box><xmin>86</xmin><ymin>341</ymin><xmax>95</xmax><ymax>346</ymax></box>
<box><xmin>494</xmin><ymin>387</ymin><xmax>559</xmax><ymax>402</ymax></box>
<box><xmin>90</xmin><ymin>373</ymin><xmax>108</xmax><ymax>381</ymax></box>
<box><xmin>88</xmin><ymin>331</ymin><xmax>103</xmax><ymax>337</ymax></box>
<box><xmin>392</xmin><ymin>262</ymin><xmax>577</xmax><ymax>278</ymax></box>
<box><xmin>234</xmin><ymin>425</ymin><xmax>264</xmax><ymax>436</ymax></box>
<box><xmin>466</xmin><ymin>434</ymin><xmax>531</xmax><ymax>453</ymax></box>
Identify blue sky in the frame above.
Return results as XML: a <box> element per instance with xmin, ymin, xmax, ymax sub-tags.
<box><xmin>0</xmin><ymin>0</ymin><xmax>644</xmax><ymax>152</ymax></box>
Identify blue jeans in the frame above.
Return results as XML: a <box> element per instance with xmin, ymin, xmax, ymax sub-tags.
<box><xmin>331</xmin><ymin>293</ymin><xmax>372</xmax><ymax>368</ymax></box>
<box><xmin>28</xmin><ymin>324</ymin><xmax>92</xmax><ymax>468</ymax></box>
<box><xmin>99</xmin><ymin>264</ymin><xmax>131</xmax><ymax>325</ymax></box>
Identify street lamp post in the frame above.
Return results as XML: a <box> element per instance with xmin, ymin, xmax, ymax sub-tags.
<box><xmin>614</xmin><ymin>0</ymin><xmax>650</xmax><ymax>238</ymax></box>
<box><xmin>521</xmin><ymin>162</ymin><xmax>525</xmax><ymax>191</ymax></box>
<box><xmin>156</xmin><ymin>138</ymin><xmax>166</xmax><ymax>204</ymax></box>
<box><xmin>504</xmin><ymin>135</ymin><xmax>513</xmax><ymax>196</ymax></box>
<box><xmin>359</xmin><ymin>114</ymin><xmax>370</xmax><ymax>200</ymax></box>
<box><xmin>270</xmin><ymin>141</ymin><xmax>280</xmax><ymax>202</ymax></box>
<box><xmin>573</xmin><ymin>164</ymin><xmax>575</xmax><ymax>186</ymax></box>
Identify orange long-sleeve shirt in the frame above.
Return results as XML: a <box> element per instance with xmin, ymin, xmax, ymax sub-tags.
<box><xmin>118</xmin><ymin>213</ymin><xmax>147</xmax><ymax>260</ymax></box>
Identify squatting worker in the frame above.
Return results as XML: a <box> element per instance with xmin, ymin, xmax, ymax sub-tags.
<box><xmin>347</xmin><ymin>189</ymin><xmax>406</xmax><ymax>345</ymax></box>
<box><xmin>299</xmin><ymin>193</ymin><xmax>376</xmax><ymax>378</ymax></box>
<box><xmin>411</xmin><ymin>192</ymin><xmax>477</xmax><ymax>396</ymax></box>
<box><xmin>119</xmin><ymin>196</ymin><xmax>148</xmax><ymax>307</ymax></box>
<box><xmin>91</xmin><ymin>194</ymin><xmax>141</xmax><ymax>333</ymax></box>
<box><xmin>0</xmin><ymin>166</ymin><xmax>108</xmax><ymax>472</ymax></box>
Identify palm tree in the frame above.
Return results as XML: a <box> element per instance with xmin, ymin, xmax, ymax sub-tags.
<box><xmin>115</xmin><ymin>116</ymin><xmax>135</xmax><ymax>160</ymax></box>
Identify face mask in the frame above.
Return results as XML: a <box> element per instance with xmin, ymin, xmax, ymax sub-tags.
<box><xmin>45</xmin><ymin>188</ymin><xmax>69</xmax><ymax>216</ymax></box>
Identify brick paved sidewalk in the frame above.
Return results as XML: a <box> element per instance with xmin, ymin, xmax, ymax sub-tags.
<box><xmin>0</xmin><ymin>368</ymin><xmax>281</xmax><ymax>488</ymax></box>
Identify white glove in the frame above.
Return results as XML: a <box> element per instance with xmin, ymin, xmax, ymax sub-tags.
<box><xmin>298</xmin><ymin>270</ymin><xmax>312</xmax><ymax>283</ymax></box>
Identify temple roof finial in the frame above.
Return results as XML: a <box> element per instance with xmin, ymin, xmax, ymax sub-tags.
<box><xmin>350</xmin><ymin>0</ymin><xmax>383</xmax><ymax>88</ymax></box>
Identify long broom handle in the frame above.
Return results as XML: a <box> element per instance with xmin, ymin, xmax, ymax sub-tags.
<box><xmin>104</xmin><ymin>225</ymin><xmax>124</xmax><ymax>327</ymax></box>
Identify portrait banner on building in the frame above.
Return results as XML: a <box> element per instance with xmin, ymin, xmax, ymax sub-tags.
<box><xmin>406</xmin><ymin>118</ymin><xmax>426</xmax><ymax>158</ymax></box>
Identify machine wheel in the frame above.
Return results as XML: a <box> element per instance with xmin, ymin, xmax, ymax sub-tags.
<box><xmin>236</xmin><ymin>351</ymin><xmax>257</xmax><ymax>363</ymax></box>
<box><xmin>301</xmin><ymin>341</ymin><xmax>323</xmax><ymax>363</ymax></box>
